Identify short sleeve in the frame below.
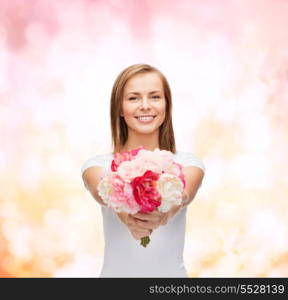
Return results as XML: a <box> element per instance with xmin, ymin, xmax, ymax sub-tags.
<box><xmin>178</xmin><ymin>152</ymin><xmax>205</xmax><ymax>173</ymax></box>
<box><xmin>81</xmin><ymin>154</ymin><xmax>111</xmax><ymax>175</ymax></box>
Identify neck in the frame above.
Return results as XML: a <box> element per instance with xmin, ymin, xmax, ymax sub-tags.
<box><xmin>120</xmin><ymin>130</ymin><xmax>159</xmax><ymax>152</ymax></box>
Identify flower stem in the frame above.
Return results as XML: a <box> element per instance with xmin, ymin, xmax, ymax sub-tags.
<box><xmin>140</xmin><ymin>236</ymin><xmax>150</xmax><ymax>247</ymax></box>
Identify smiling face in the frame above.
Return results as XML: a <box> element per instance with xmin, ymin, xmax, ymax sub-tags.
<box><xmin>121</xmin><ymin>72</ymin><xmax>166</xmax><ymax>136</ymax></box>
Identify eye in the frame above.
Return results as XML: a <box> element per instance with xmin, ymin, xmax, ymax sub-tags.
<box><xmin>151</xmin><ymin>95</ymin><xmax>160</xmax><ymax>99</ymax></box>
<box><xmin>128</xmin><ymin>97</ymin><xmax>138</xmax><ymax>100</ymax></box>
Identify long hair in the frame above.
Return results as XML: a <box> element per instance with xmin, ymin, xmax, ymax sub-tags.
<box><xmin>110</xmin><ymin>64</ymin><xmax>176</xmax><ymax>154</ymax></box>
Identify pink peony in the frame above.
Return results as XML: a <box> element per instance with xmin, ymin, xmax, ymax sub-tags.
<box><xmin>109</xmin><ymin>174</ymin><xmax>140</xmax><ymax>213</ymax></box>
<box><xmin>111</xmin><ymin>146</ymin><xmax>145</xmax><ymax>171</ymax></box>
<box><xmin>174</xmin><ymin>162</ymin><xmax>186</xmax><ymax>188</ymax></box>
<box><xmin>135</xmin><ymin>148</ymin><xmax>174</xmax><ymax>171</ymax></box>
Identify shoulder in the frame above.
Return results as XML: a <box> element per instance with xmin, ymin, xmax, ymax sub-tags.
<box><xmin>81</xmin><ymin>153</ymin><xmax>113</xmax><ymax>175</ymax></box>
<box><xmin>175</xmin><ymin>150</ymin><xmax>205</xmax><ymax>173</ymax></box>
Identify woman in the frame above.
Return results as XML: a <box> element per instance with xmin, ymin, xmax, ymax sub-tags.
<box><xmin>81</xmin><ymin>64</ymin><xmax>205</xmax><ymax>277</ymax></box>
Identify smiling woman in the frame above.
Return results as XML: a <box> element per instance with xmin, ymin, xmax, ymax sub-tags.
<box><xmin>109</xmin><ymin>64</ymin><xmax>175</xmax><ymax>155</ymax></box>
<box><xmin>81</xmin><ymin>64</ymin><xmax>205</xmax><ymax>277</ymax></box>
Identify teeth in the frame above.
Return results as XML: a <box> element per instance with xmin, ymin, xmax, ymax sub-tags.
<box><xmin>137</xmin><ymin>116</ymin><xmax>154</xmax><ymax>120</ymax></box>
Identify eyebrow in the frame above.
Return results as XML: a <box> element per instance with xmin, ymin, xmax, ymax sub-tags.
<box><xmin>126</xmin><ymin>90</ymin><xmax>162</xmax><ymax>96</ymax></box>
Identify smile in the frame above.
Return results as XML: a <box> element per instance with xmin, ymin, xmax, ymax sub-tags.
<box><xmin>135</xmin><ymin>116</ymin><xmax>156</xmax><ymax>123</ymax></box>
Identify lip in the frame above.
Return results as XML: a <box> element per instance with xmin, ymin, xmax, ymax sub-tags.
<box><xmin>134</xmin><ymin>115</ymin><xmax>156</xmax><ymax>118</ymax></box>
<box><xmin>135</xmin><ymin>115</ymin><xmax>156</xmax><ymax>124</ymax></box>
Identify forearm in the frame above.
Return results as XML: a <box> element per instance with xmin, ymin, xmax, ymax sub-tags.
<box><xmin>89</xmin><ymin>187</ymin><xmax>107</xmax><ymax>206</ymax></box>
<box><xmin>82</xmin><ymin>172</ymin><xmax>107</xmax><ymax>207</ymax></box>
<box><xmin>181</xmin><ymin>190</ymin><xmax>192</xmax><ymax>208</ymax></box>
<box><xmin>180</xmin><ymin>167</ymin><xmax>204</xmax><ymax>209</ymax></box>
<box><xmin>159</xmin><ymin>204</ymin><xmax>182</xmax><ymax>226</ymax></box>
<box><xmin>116</xmin><ymin>211</ymin><xmax>128</xmax><ymax>225</ymax></box>
<box><xmin>168</xmin><ymin>204</ymin><xmax>182</xmax><ymax>220</ymax></box>
<box><xmin>166</xmin><ymin>187</ymin><xmax>199</xmax><ymax>223</ymax></box>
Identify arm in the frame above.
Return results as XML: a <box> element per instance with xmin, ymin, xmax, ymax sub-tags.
<box><xmin>82</xmin><ymin>166</ymin><xmax>107</xmax><ymax>206</ymax></box>
<box><xmin>181</xmin><ymin>165</ymin><xmax>204</xmax><ymax>207</ymax></box>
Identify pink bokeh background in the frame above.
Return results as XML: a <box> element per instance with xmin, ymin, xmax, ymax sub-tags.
<box><xmin>0</xmin><ymin>0</ymin><xmax>287</xmax><ymax>277</ymax></box>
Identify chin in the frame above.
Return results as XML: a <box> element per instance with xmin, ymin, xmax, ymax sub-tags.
<box><xmin>129</xmin><ymin>125</ymin><xmax>159</xmax><ymax>135</ymax></box>
<box><xmin>125</xmin><ymin>118</ymin><xmax>163</xmax><ymax>134</ymax></box>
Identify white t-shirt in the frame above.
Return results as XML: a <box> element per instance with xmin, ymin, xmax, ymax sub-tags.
<box><xmin>81</xmin><ymin>151</ymin><xmax>205</xmax><ymax>277</ymax></box>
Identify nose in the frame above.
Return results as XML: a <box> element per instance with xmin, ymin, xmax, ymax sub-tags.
<box><xmin>140</xmin><ymin>97</ymin><xmax>151</xmax><ymax>110</ymax></box>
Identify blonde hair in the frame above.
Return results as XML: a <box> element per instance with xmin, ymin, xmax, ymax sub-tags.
<box><xmin>110</xmin><ymin>64</ymin><xmax>176</xmax><ymax>154</ymax></box>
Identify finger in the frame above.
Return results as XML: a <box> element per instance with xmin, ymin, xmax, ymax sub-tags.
<box><xmin>145</xmin><ymin>210</ymin><xmax>163</xmax><ymax>217</ymax></box>
<box><xmin>135</xmin><ymin>217</ymin><xmax>159</xmax><ymax>226</ymax></box>
<box><xmin>134</xmin><ymin>210</ymin><xmax>162</xmax><ymax>217</ymax></box>
<box><xmin>133</xmin><ymin>229</ymin><xmax>150</xmax><ymax>236</ymax></box>
<box><xmin>134</xmin><ymin>219</ymin><xmax>157</xmax><ymax>230</ymax></box>
<box><xmin>132</xmin><ymin>213</ymin><xmax>149</xmax><ymax>220</ymax></box>
<box><xmin>131</xmin><ymin>218</ymin><xmax>149</xmax><ymax>229</ymax></box>
<box><xmin>128</xmin><ymin>217</ymin><xmax>154</xmax><ymax>231</ymax></box>
<box><xmin>133</xmin><ymin>213</ymin><xmax>159</xmax><ymax>222</ymax></box>
<box><xmin>132</xmin><ymin>229</ymin><xmax>151</xmax><ymax>239</ymax></box>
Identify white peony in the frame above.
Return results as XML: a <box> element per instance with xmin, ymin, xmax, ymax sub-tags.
<box><xmin>156</xmin><ymin>173</ymin><xmax>184</xmax><ymax>212</ymax></box>
<box><xmin>136</xmin><ymin>148</ymin><xmax>175</xmax><ymax>171</ymax></box>
<box><xmin>117</xmin><ymin>160</ymin><xmax>147</xmax><ymax>183</ymax></box>
<box><xmin>97</xmin><ymin>175</ymin><xmax>113</xmax><ymax>204</ymax></box>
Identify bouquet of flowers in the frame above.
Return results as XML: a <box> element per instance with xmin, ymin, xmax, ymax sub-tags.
<box><xmin>97</xmin><ymin>146</ymin><xmax>186</xmax><ymax>247</ymax></box>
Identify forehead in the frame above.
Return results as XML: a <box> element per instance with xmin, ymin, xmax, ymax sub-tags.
<box><xmin>124</xmin><ymin>72</ymin><xmax>163</xmax><ymax>94</ymax></box>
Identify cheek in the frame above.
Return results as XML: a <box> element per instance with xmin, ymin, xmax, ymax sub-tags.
<box><xmin>157</xmin><ymin>101</ymin><xmax>166</xmax><ymax>116</ymax></box>
<box><xmin>122</xmin><ymin>104</ymin><xmax>133</xmax><ymax>116</ymax></box>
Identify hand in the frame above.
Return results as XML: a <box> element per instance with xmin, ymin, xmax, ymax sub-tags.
<box><xmin>131</xmin><ymin>204</ymin><xmax>182</xmax><ymax>231</ymax></box>
<box><xmin>116</xmin><ymin>211</ymin><xmax>153</xmax><ymax>240</ymax></box>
